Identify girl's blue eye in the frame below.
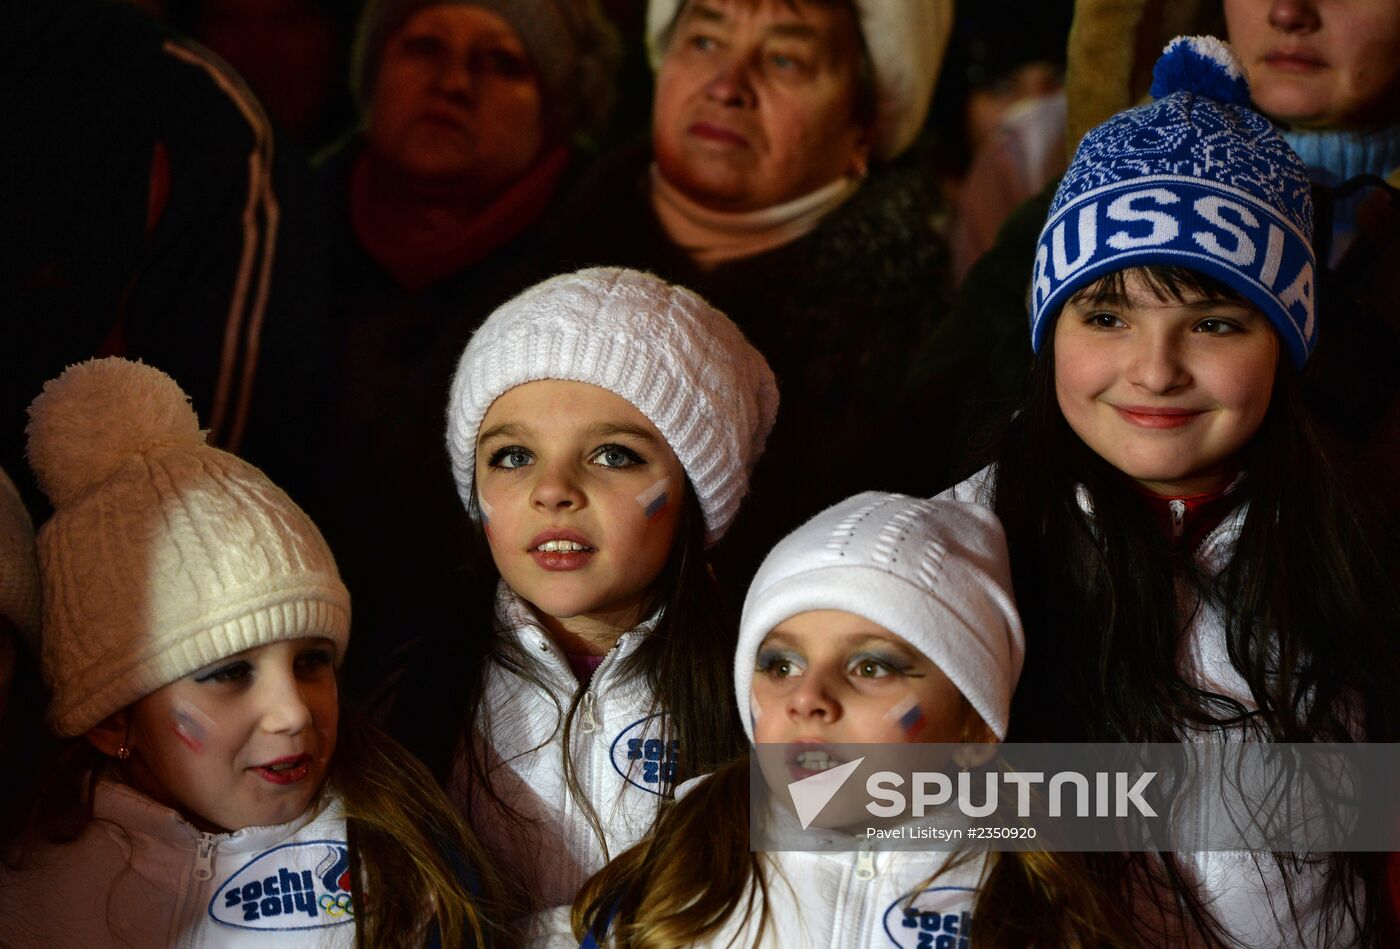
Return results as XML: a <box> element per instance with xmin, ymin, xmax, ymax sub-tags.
<box><xmin>591</xmin><ymin>444</ymin><xmax>644</xmax><ymax>469</ymax></box>
<box><xmin>488</xmin><ymin>446</ymin><xmax>533</xmax><ymax>469</ymax></box>
<box><xmin>195</xmin><ymin>661</ymin><xmax>251</xmax><ymax>684</ymax></box>
<box><xmin>687</xmin><ymin>33</ymin><xmax>717</xmax><ymax>53</ymax></box>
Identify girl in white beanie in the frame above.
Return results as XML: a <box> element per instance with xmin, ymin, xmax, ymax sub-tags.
<box><xmin>386</xmin><ymin>266</ymin><xmax>778</xmax><ymax>923</ymax></box>
<box><xmin>0</xmin><ymin>358</ymin><xmax>497</xmax><ymax>948</ymax></box>
<box><xmin>550</xmin><ymin>492</ymin><xmax>1132</xmax><ymax>947</ymax></box>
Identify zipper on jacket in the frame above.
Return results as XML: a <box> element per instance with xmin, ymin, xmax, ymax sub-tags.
<box><xmin>580</xmin><ymin>689</ymin><xmax>598</xmax><ymax>734</ymax></box>
<box><xmin>193</xmin><ymin>832</ymin><xmax>217</xmax><ymax>881</ymax></box>
<box><xmin>854</xmin><ymin>841</ymin><xmax>876</xmax><ymax>881</ymax></box>
<box><xmin>1169</xmin><ymin>499</ymin><xmax>1186</xmax><ymax>540</ymax></box>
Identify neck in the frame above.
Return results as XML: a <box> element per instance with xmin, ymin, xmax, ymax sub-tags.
<box><xmin>532</xmin><ymin>601</ymin><xmax>645</xmax><ymax>656</ymax></box>
<box><xmin>650</xmin><ymin>165</ymin><xmax>861</xmax><ymax>268</ymax></box>
<box><xmin>358</xmin><ymin>153</ymin><xmax>494</xmax><ymax>225</ymax></box>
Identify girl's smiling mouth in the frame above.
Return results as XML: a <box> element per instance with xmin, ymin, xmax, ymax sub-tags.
<box><xmin>1111</xmin><ymin>405</ymin><xmax>1206</xmax><ymax>429</ymax></box>
<box><xmin>528</xmin><ymin>529</ymin><xmax>597</xmax><ymax>571</ymax></box>
<box><xmin>250</xmin><ymin>754</ymin><xmax>313</xmax><ymax>785</ymax></box>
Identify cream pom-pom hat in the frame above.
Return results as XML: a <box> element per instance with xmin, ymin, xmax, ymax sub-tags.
<box><xmin>27</xmin><ymin>358</ymin><xmax>349</xmax><ymax>737</ymax></box>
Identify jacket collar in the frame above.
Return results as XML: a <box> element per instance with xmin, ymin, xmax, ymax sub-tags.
<box><xmin>92</xmin><ymin>776</ymin><xmax>334</xmax><ymax>854</ymax></box>
<box><xmin>493</xmin><ymin>582</ymin><xmax>661</xmax><ymax>684</ymax></box>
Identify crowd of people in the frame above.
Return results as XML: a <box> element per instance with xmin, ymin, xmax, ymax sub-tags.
<box><xmin>2</xmin><ymin>0</ymin><xmax>1399</xmax><ymax>946</ymax></box>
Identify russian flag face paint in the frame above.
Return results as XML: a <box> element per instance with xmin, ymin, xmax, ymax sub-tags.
<box><xmin>635</xmin><ymin>478</ymin><xmax>671</xmax><ymax>522</ymax></box>
<box><xmin>171</xmin><ymin>700</ymin><xmax>216</xmax><ymax>753</ymax></box>
<box><xmin>479</xmin><ymin>495</ymin><xmax>494</xmax><ymax>537</ymax></box>
<box><xmin>885</xmin><ymin>695</ymin><xmax>927</xmax><ymax>738</ymax></box>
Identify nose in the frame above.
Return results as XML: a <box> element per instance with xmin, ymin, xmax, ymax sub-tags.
<box><xmin>704</xmin><ymin>55</ymin><xmax>756</xmax><ymax>109</ymax></box>
<box><xmin>1268</xmin><ymin>0</ymin><xmax>1320</xmax><ymax>34</ymax></box>
<box><xmin>434</xmin><ymin>54</ymin><xmax>475</xmax><ymax>100</ymax></box>
<box><xmin>787</xmin><ymin>674</ymin><xmax>842</xmax><ymax>725</ymax></box>
<box><xmin>529</xmin><ymin>459</ymin><xmax>586</xmax><ymax>512</ymax></box>
<box><xmin>258</xmin><ymin>669</ymin><xmax>315</xmax><ymax>736</ymax></box>
<box><xmin>1125</xmin><ymin>332</ymin><xmax>1191</xmax><ymax>394</ymax></box>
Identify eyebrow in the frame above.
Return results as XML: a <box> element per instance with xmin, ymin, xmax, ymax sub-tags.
<box><xmin>477</xmin><ymin>420</ymin><xmax>661</xmax><ymax>446</ymax></box>
<box><xmin>762</xmin><ymin>630</ymin><xmax>917</xmax><ymax>654</ymax></box>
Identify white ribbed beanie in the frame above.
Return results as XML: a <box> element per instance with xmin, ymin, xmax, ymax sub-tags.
<box><xmin>27</xmin><ymin>359</ymin><xmax>351</xmax><ymax>737</ymax></box>
<box><xmin>736</xmin><ymin>493</ymin><xmax>1025</xmax><ymax>741</ymax></box>
<box><xmin>645</xmin><ymin>0</ymin><xmax>954</xmax><ymax>162</ymax></box>
<box><xmin>446</xmin><ymin>267</ymin><xmax>778</xmax><ymax>545</ymax></box>
<box><xmin>0</xmin><ymin>465</ymin><xmax>40</xmax><ymax>652</ymax></box>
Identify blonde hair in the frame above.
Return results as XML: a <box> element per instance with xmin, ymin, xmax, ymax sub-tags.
<box><xmin>573</xmin><ymin>754</ymin><xmax>1137</xmax><ymax>948</ymax></box>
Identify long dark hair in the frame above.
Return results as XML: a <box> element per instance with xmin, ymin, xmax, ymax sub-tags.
<box><xmin>988</xmin><ymin>265</ymin><xmax>1400</xmax><ymax>944</ymax></box>
<box><xmin>383</xmin><ymin>479</ymin><xmax>744</xmax><ymax>868</ymax></box>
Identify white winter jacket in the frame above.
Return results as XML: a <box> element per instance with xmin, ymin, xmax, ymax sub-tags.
<box><xmin>939</xmin><ymin>468</ymin><xmax>1348</xmax><ymax>947</ymax></box>
<box><xmin>526</xmin><ymin>784</ymin><xmax>984</xmax><ymax>949</ymax></box>
<box><xmin>450</xmin><ymin>587</ymin><xmax>674</xmax><ymax>918</ymax></box>
<box><xmin>0</xmin><ymin>778</ymin><xmax>357</xmax><ymax>948</ymax></box>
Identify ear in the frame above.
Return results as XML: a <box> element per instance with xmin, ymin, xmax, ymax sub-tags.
<box><xmin>952</xmin><ymin>711</ymin><xmax>1000</xmax><ymax>768</ymax></box>
<box><xmin>86</xmin><ymin>709</ymin><xmax>131</xmax><ymax>758</ymax></box>
<box><xmin>847</xmin><ymin>132</ymin><xmax>874</xmax><ymax>180</ymax></box>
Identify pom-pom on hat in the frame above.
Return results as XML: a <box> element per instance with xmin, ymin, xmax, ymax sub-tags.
<box><xmin>645</xmin><ymin>0</ymin><xmax>953</xmax><ymax>163</ymax></box>
<box><xmin>27</xmin><ymin>359</ymin><xmax>350</xmax><ymax>737</ymax></box>
<box><xmin>735</xmin><ymin>493</ymin><xmax>1025</xmax><ymax>742</ymax></box>
<box><xmin>0</xmin><ymin>465</ymin><xmax>40</xmax><ymax>654</ymax></box>
<box><xmin>1030</xmin><ymin>35</ymin><xmax>1317</xmax><ymax>366</ymax></box>
<box><xmin>447</xmin><ymin>267</ymin><xmax>778</xmax><ymax>546</ymax></box>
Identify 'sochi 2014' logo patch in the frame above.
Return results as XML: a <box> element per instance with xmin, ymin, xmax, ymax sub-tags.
<box><xmin>882</xmin><ymin>886</ymin><xmax>974</xmax><ymax>948</ymax></box>
<box><xmin>610</xmin><ymin>714</ymin><xmax>679</xmax><ymax>795</ymax></box>
<box><xmin>209</xmin><ymin>840</ymin><xmax>354</xmax><ymax>930</ymax></box>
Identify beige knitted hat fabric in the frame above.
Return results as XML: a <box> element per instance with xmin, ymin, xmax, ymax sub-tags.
<box><xmin>27</xmin><ymin>359</ymin><xmax>350</xmax><ymax>737</ymax></box>
<box><xmin>446</xmin><ymin>267</ymin><xmax>778</xmax><ymax>546</ymax></box>
<box><xmin>0</xmin><ymin>465</ymin><xmax>40</xmax><ymax>652</ymax></box>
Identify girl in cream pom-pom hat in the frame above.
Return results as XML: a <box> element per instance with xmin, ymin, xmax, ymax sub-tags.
<box><xmin>0</xmin><ymin>357</ymin><xmax>496</xmax><ymax>949</ymax></box>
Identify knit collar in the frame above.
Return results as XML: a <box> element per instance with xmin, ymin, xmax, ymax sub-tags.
<box><xmin>649</xmin><ymin>164</ymin><xmax>862</xmax><ymax>269</ymax></box>
<box><xmin>350</xmin><ymin>145</ymin><xmax>571</xmax><ymax>293</ymax></box>
<box><xmin>1281</xmin><ymin>124</ymin><xmax>1400</xmax><ymax>187</ymax></box>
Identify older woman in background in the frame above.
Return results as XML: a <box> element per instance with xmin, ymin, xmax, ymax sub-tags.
<box><xmin>315</xmin><ymin>0</ymin><xmax>621</xmax><ymax>692</ymax></box>
<box><xmin>544</xmin><ymin>0</ymin><xmax>958</xmax><ymax>598</ymax></box>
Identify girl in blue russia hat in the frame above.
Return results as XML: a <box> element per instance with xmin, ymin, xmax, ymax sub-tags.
<box><xmin>942</xmin><ymin>36</ymin><xmax>1400</xmax><ymax>947</ymax></box>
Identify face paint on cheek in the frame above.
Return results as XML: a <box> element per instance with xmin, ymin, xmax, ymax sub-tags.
<box><xmin>748</xmin><ymin>692</ymin><xmax>763</xmax><ymax>733</ymax></box>
<box><xmin>171</xmin><ymin>700</ymin><xmax>216</xmax><ymax>753</ymax></box>
<box><xmin>885</xmin><ymin>695</ymin><xmax>927</xmax><ymax>739</ymax></box>
<box><xmin>479</xmin><ymin>495</ymin><xmax>494</xmax><ymax>539</ymax></box>
<box><xmin>635</xmin><ymin>478</ymin><xmax>670</xmax><ymax>523</ymax></box>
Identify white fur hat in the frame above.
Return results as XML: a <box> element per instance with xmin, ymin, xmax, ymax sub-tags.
<box><xmin>645</xmin><ymin>0</ymin><xmax>953</xmax><ymax>161</ymax></box>
<box><xmin>27</xmin><ymin>359</ymin><xmax>350</xmax><ymax>737</ymax></box>
<box><xmin>736</xmin><ymin>492</ymin><xmax>1025</xmax><ymax>741</ymax></box>
<box><xmin>0</xmin><ymin>466</ymin><xmax>40</xmax><ymax>653</ymax></box>
<box><xmin>446</xmin><ymin>267</ymin><xmax>778</xmax><ymax>546</ymax></box>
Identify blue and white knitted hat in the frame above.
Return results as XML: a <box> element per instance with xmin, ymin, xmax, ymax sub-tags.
<box><xmin>1030</xmin><ymin>36</ymin><xmax>1316</xmax><ymax>366</ymax></box>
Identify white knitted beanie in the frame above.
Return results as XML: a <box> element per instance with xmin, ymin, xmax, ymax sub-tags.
<box><xmin>0</xmin><ymin>465</ymin><xmax>40</xmax><ymax>653</ymax></box>
<box><xmin>736</xmin><ymin>493</ymin><xmax>1025</xmax><ymax>741</ymax></box>
<box><xmin>446</xmin><ymin>267</ymin><xmax>778</xmax><ymax>546</ymax></box>
<box><xmin>27</xmin><ymin>359</ymin><xmax>351</xmax><ymax>738</ymax></box>
<box><xmin>645</xmin><ymin>0</ymin><xmax>953</xmax><ymax>162</ymax></box>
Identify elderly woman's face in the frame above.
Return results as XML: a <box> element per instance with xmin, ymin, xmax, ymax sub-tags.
<box><xmin>367</xmin><ymin>4</ymin><xmax>545</xmax><ymax>190</ymax></box>
<box><xmin>652</xmin><ymin>0</ymin><xmax>871</xmax><ymax>212</ymax></box>
<box><xmin>1225</xmin><ymin>0</ymin><xmax>1400</xmax><ymax>130</ymax></box>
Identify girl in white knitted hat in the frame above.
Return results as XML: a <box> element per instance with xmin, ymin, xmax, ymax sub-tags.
<box><xmin>0</xmin><ymin>358</ymin><xmax>496</xmax><ymax>948</ymax></box>
<box><xmin>385</xmin><ymin>266</ymin><xmax>778</xmax><ymax>923</ymax></box>
<box><xmin>542</xmin><ymin>492</ymin><xmax>1131</xmax><ymax>947</ymax></box>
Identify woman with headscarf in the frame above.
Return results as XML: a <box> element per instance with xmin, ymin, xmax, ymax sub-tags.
<box><xmin>542</xmin><ymin>0</ymin><xmax>959</xmax><ymax>599</ymax></box>
<box><xmin>315</xmin><ymin>0</ymin><xmax>622</xmax><ymax>692</ymax></box>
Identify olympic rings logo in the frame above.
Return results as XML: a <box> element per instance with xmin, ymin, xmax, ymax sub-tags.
<box><xmin>319</xmin><ymin>893</ymin><xmax>355</xmax><ymax>917</ymax></box>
